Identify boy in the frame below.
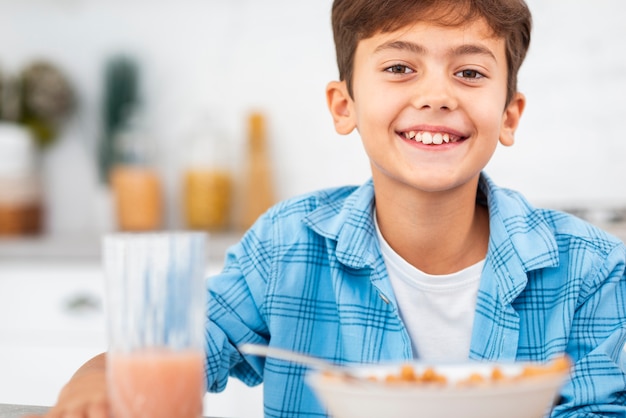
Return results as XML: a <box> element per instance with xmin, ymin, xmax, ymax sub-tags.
<box><xmin>34</xmin><ymin>0</ymin><xmax>626</xmax><ymax>417</ymax></box>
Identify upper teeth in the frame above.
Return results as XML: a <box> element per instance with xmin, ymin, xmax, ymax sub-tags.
<box><xmin>403</xmin><ymin>131</ymin><xmax>458</xmax><ymax>144</ymax></box>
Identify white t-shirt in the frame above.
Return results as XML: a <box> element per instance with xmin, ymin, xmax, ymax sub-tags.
<box><xmin>375</xmin><ymin>217</ymin><xmax>484</xmax><ymax>361</ymax></box>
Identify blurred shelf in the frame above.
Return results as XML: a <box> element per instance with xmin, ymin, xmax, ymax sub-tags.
<box><xmin>0</xmin><ymin>231</ymin><xmax>242</xmax><ymax>263</ymax></box>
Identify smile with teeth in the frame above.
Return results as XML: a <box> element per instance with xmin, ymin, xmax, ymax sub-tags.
<box><xmin>401</xmin><ymin>131</ymin><xmax>464</xmax><ymax>145</ymax></box>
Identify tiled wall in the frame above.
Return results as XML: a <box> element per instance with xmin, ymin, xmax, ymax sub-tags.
<box><xmin>1</xmin><ymin>0</ymin><xmax>624</xmax><ymax>234</ymax></box>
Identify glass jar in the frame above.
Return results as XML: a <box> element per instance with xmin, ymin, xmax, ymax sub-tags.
<box><xmin>109</xmin><ymin>109</ymin><xmax>163</xmax><ymax>232</ymax></box>
<box><xmin>0</xmin><ymin>123</ymin><xmax>44</xmax><ymax>236</ymax></box>
<box><xmin>181</xmin><ymin>116</ymin><xmax>233</xmax><ymax>231</ymax></box>
<box><xmin>240</xmin><ymin>112</ymin><xmax>275</xmax><ymax>230</ymax></box>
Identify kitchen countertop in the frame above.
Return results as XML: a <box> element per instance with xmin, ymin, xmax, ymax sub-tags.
<box><xmin>0</xmin><ymin>404</ymin><xmax>48</xmax><ymax>418</ymax></box>
<box><xmin>0</xmin><ymin>404</ymin><xmax>222</xmax><ymax>418</ymax></box>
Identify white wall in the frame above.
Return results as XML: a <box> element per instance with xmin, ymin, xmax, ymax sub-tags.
<box><xmin>488</xmin><ymin>0</ymin><xmax>626</xmax><ymax>208</ymax></box>
<box><xmin>1</xmin><ymin>0</ymin><xmax>625</xmax><ymax>235</ymax></box>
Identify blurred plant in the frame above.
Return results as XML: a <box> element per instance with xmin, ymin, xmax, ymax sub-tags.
<box><xmin>0</xmin><ymin>72</ymin><xmax>22</xmax><ymax>124</ymax></box>
<box><xmin>0</xmin><ymin>68</ymin><xmax>3</xmax><ymax>117</ymax></box>
<box><xmin>99</xmin><ymin>55</ymin><xmax>139</xmax><ymax>184</ymax></box>
<box><xmin>19</xmin><ymin>61</ymin><xmax>75</xmax><ymax>148</ymax></box>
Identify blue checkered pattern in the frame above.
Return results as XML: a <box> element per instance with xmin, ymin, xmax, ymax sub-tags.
<box><xmin>206</xmin><ymin>173</ymin><xmax>626</xmax><ymax>417</ymax></box>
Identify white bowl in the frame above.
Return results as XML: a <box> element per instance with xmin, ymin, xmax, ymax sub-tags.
<box><xmin>307</xmin><ymin>359</ymin><xmax>570</xmax><ymax>418</ymax></box>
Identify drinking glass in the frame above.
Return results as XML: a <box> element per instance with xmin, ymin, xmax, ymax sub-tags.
<box><xmin>103</xmin><ymin>232</ymin><xmax>207</xmax><ymax>418</ymax></box>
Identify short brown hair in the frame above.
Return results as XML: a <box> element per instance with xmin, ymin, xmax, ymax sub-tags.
<box><xmin>331</xmin><ymin>0</ymin><xmax>532</xmax><ymax>105</ymax></box>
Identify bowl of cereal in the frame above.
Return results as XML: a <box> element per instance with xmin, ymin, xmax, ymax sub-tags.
<box><xmin>306</xmin><ymin>356</ymin><xmax>571</xmax><ymax>418</ymax></box>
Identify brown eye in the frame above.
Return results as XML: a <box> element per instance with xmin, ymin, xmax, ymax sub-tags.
<box><xmin>456</xmin><ymin>69</ymin><xmax>484</xmax><ymax>79</ymax></box>
<box><xmin>386</xmin><ymin>64</ymin><xmax>413</xmax><ymax>74</ymax></box>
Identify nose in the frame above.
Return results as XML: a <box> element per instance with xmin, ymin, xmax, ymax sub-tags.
<box><xmin>411</xmin><ymin>73</ymin><xmax>457</xmax><ymax>111</ymax></box>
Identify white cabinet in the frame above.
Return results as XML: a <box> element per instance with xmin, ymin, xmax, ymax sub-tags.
<box><xmin>0</xmin><ymin>262</ymin><xmax>107</xmax><ymax>405</ymax></box>
<box><xmin>0</xmin><ymin>260</ymin><xmax>262</xmax><ymax>418</ymax></box>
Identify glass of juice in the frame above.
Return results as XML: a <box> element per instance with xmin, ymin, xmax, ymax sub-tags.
<box><xmin>103</xmin><ymin>232</ymin><xmax>207</xmax><ymax>418</ymax></box>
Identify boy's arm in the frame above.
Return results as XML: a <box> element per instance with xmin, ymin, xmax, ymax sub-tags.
<box><xmin>24</xmin><ymin>352</ymin><xmax>109</xmax><ymax>418</ymax></box>
<box><xmin>555</xmin><ymin>329</ymin><xmax>626</xmax><ymax>417</ymax></box>
<box><xmin>205</xmin><ymin>214</ymin><xmax>278</xmax><ymax>392</ymax></box>
<box><xmin>205</xmin><ymin>261</ymin><xmax>270</xmax><ymax>392</ymax></box>
<box><xmin>553</xmin><ymin>244</ymin><xmax>626</xmax><ymax>416</ymax></box>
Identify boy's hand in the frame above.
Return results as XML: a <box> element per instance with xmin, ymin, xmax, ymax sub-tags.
<box><xmin>23</xmin><ymin>353</ymin><xmax>109</xmax><ymax>418</ymax></box>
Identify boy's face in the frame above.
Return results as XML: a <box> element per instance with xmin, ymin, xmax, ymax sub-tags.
<box><xmin>327</xmin><ymin>17</ymin><xmax>525</xmax><ymax>195</ymax></box>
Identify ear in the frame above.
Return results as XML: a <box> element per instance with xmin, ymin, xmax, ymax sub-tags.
<box><xmin>499</xmin><ymin>92</ymin><xmax>526</xmax><ymax>147</ymax></box>
<box><xmin>326</xmin><ymin>80</ymin><xmax>357</xmax><ymax>135</ymax></box>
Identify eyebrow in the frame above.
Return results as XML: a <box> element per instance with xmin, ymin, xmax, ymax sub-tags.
<box><xmin>374</xmin><ymin>40</ymin><xmax>497</xmax><ymax>62</ymax></box>
<box><xmin>375</xmin><ymin>40</ymin><xmax>426</xmax><ymax>55</ymax></box>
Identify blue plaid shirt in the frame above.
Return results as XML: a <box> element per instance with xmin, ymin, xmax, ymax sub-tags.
<box><xmin>206</xmin><ymin>173</ymin><xmax>626</xmax><ymax>417</ymax></box>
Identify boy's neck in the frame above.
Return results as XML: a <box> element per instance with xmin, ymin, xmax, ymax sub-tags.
<box><xmin>373</xmin><ymin>176</ymin><xmax>489</xmax><ymax>275</ymax></box>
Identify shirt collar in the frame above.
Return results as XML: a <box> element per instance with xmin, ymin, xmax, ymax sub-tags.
<box><xmin>479</xmin><ymin>172</ymin><xmax>560</xmax><ymax>303</ymax></box>
<box><xmin>303</xmin><ymin>173</ymin><xmax>560</xmax><ymax>277</ymax></box>
<box><xmin>303</xmin><ymin>179</ymin><xmax>379</xmax><ymax>269</ymax></box>
<box><xmin>480</xmin><ymin>172</ymin><xmax>559</xmax><ymax>268</ymax></box>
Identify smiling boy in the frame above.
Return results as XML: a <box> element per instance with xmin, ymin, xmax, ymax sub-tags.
<box><xmin>34</xmin><ymin>1</ymin><xmax>626</xmax><ymax>417</ymax></box>
<box><xmin>327</xmin><ymin>10</ymin><xmax>520</xmax><ymax>276</ymax></box>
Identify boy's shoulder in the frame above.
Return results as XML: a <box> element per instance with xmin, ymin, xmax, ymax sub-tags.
<box><xmin>265</xmin><ymin>181</ymin><xmax>374</xmax><ymax>224</ymax></box>
<box><xmin>535</xmin><ymin>207</ymin><xmax>623</xmax><ymax>251</ymax></box>
<box><xmin>481</xmin><ymin>175</ymin><xmax>623</xmax><ymax>253</ymax></box>
<box><xmin>236</xmin><ymin>181</ymin><xmax>376</xmax><ymax>260</ymax></box>
<box><xmin>484</xmin><ymin>175</ymin><xmax>623</xmax><ymax>255</ymax></box>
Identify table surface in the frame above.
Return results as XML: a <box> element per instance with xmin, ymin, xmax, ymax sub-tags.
<box><xmin>0</xmin><ymin>404</ymin><xmax>48</xmax><ymax>418</ymax></box>
<box><xmin>0</xmin><ymin>404</ymin><xmax>219</xmax><ymax>418</ymax></box>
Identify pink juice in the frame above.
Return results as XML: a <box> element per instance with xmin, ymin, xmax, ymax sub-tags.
<box><xmin>108</xmin><ymin>348</ymin><xmax>205</xmax><ymax>418</ymax></box>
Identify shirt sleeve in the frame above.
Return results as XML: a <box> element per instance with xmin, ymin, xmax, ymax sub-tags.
<box><xmin>552</xmin><ymin>243</ymin><xmax>626</xmax><ymax>416</ymax></box>
<box><xmin>204</xmin><ymin>215</ymin><xmax>275</xmax><ymax>392</ymax></box>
